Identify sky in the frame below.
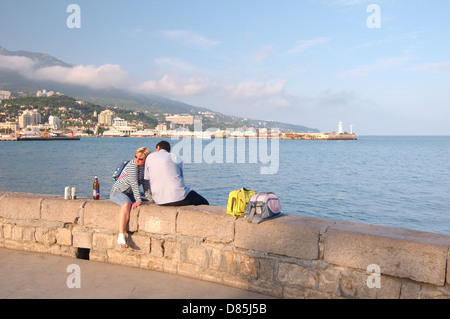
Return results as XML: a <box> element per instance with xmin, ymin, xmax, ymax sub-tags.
<box><xmin>1</xmin><ymin>0</ymin><xmax>449</xmax><ymax>135</ymax></box>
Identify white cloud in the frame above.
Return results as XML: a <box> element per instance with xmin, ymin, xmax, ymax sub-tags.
<box><xmin>153</xmin><ymin>57</ymin><xmax>197</xmax><ymax>73</ymax></box>
<box><xmin>268</xmin><ymin>96</ymin><xmax>291</xmax><ymax>108</ymax></box>
<box><xmin>224</xmin><ymin>79</ymin><xmax>287</xmax><ymax>101</ymax></box>
<box><xmin>0</xmin><ymin>53</ymin><xmax>131</xmax><ymax>89</ymax></box>
<box><xmin>409</xmin><ymin>60</ymin><xmax>450</xmax><ymax>74</ymax></box>
<box><xmin>316</xmin><ymin>89</ymin><xmax>357</xmax><ymax>109</ymax></box>
<box><xmin>34</xmin><ymin>64</ymin><xmax>131</xmax><ymax>89</ymax></box>
<box><xmin>135</xmin><ymin>74</ymin><xmax>213</xmax><ymax>97</ymax></box>
<box><xmin>287</xmin><ymin>37</ymin><xmax>330</xmax><ymax>55</ymax></box>
<box><xmin>249</xmin><ymin>46</ymin><xmax>275</xmax><ymax>64</ymax></box>
<box><xmin>221</xmin><ymin>79</ymin><xmax>293</xmax><ymax>109</ymax></box>
<box><xmin>161</xmin><ymin>30</ymin><xmax>220</xmax><ymax>49</ymax></box>
<box><xmin>0</xmin><ymin>55</ymin><xmax>37</xmax><ymax>76</ymax></box>
<box><xmin>338</xmin><ymin>56</ymin><xmax>416</xmax><ymax>78</ymax></box>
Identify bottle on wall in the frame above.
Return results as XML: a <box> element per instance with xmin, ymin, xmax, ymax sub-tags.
<box><xmin>93</xmin><ymin>176</ymin><xmax>100</xmax><ymax>200</ymax></box>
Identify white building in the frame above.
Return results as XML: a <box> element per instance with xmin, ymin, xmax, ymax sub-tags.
<box><xmin>36</xmin><ymin>89</ymin><xmax>55</xmax><ymax>97</ymax></box>
<box><xmin>165</xmin><ymin>114</ymin><xmax>202</xmax><ymax>125</ymax></box>
<box><xmin>113</xmin><ymin>117</ymin><xmax>127</xmax><ymax>128</ymax></box>
<box><xmin>338</xmin><ymin>121</ymin><xmax>343</xmax><ymax>134</ymax></box>
<box><xmin>49</xmin><ymin>115</ymin><xmax>61</xmax><ymax>130</ymax></box>
<box><xmin>19</xmin><ymin>110</ymin><xmax>41</xmax><ymax>128</ymax></box>
<box><xmin>0</xmin><ymin>90</ymin><xmax>11</xmax><ymax>101</ymax></box>
<box><xmin>98</xmin><ymin>109</ymin><xmax>115</xmax><ymax>126</ymax></box>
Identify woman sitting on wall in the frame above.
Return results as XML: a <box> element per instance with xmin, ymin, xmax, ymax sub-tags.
<box><xmin>110</xmin><ymin>147</ymin><xmax>151</xmax><ymax>248</ymax></box>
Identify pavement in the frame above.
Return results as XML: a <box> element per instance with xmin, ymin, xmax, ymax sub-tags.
<box><xmin>0</xmin><ymin>248</ymin><xmax>273</xmax><ymax>299</ymax></box>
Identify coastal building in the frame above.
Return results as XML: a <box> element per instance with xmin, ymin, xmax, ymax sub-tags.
<box><xmin>165</xmin><ymin>114</ymin><xmax>202</xmax><ymax>125</ymax></box>
<box><xmin>0</xmin><ymin>121</ymin><xmax>19</xmax><ymax>133</ymax></box>
<box><xmin>338</xmin><ymin>121</ymin><xmax>343</xmax><ymax>134</ymax></box>
<box><xmin>18</xmin><ymin>110</ymin><xmax>41</xmax><ymax>128</ymax></box>
<box><xmin>98</xmin><ymin>109</ymin><xmax>115</xmax><ymax>126</ymax></box>
<box><xmin>48</xmin><ymin>115</ymin><xmax>61</xmax><ymax>130</ymax></box>
<box><xmin>156</xmin><ymin>122</ymin><xmax>169</xmax><ymax>132</ymax></box>
<box><xmin>112</xmin><ymin>117</ymin><xmax>127</xmax><ymax>128</ymax></box>
<box><xmin>36</xmin><ymin>89</ymin><xmax>57</xmax><ymax>97</ymax></box>
<box><xmin>0</xmin><ymin>90</ymin><xmax>11</xmax><ymax>101</ymax></box>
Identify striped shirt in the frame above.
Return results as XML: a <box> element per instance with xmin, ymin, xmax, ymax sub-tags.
<box><xmin>111</xmin><ymin>159</ymin><xmax>150</xmax><ymax>202</ymax></box>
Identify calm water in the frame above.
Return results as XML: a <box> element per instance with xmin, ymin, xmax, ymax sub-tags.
<box><xmin>1</xmin><ymin>136</ymin><xmax>449</xmax><ymax>235</ymax></box>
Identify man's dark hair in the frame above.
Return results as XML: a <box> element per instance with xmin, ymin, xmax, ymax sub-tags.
<box><xmin>156</xmin><ymin>140</ymin><xmax>171</xmax><ymax>152</ymax></box>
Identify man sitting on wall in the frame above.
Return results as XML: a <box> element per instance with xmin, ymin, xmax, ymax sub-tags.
<box><xmin>144</xmin><ymin>140</ymin><xmax>209</xmax><ymax>206</ymax></box>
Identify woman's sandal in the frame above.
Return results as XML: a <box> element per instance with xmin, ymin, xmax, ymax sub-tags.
<box><xmin>118</xmin><ymin>243</ymin><xmax>129</xmax><ymax>248</ymax></box>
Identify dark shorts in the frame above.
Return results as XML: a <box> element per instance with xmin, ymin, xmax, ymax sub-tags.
<box><xmin>160</xmin><ymin>190</ymin><xmax>209</xmax><ymax>206</ymax></box>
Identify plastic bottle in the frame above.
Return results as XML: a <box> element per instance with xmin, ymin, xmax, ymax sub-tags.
<box><xmin>93</xmin><ymin>176</ymin><xmax>100</xmax><ymax>200</ymax></box>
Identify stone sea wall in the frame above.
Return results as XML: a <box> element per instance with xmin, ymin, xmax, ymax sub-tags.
<box><xmin>0</xmin><ymin>191</ymin><xmax>449</xmax><ymax>299</ymax></box>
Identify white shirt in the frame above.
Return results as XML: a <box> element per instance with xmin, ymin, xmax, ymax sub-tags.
<box><xmin>144</xmin><ymin>150</ymin><xmax>190</xmax><ymax>205</ymax></box>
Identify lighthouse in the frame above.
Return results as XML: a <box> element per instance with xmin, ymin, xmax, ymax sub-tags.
<box><xmin>338</xmin><ymin>121</ymin><xmax>343</xmax><ymax>134</ymax></box>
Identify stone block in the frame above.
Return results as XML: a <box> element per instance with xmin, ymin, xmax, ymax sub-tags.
<box><xmin>89</xmin><ymin>249</ymin><xmax>107</xmax><ymax>262</ymax></box>
<box><xmin>84</xmin><ymin>199</ymin><xmax>119</xmax><ymax>231</ymax></box>
<box><xmin>56</xmin><ymin>227</ymin><xmax>72</xmax><ymax>246</ymax></box>
<box><xmin>178</xmin><ymin>262</ymin><xmax>202</xmax><ymax>279</ymax></box>
<box><xmin>235</xmin><ymin>215</ymin><xmax>333</xmax><ymax>260</ymax></box>
<box><xmin>163</xmin><ymin>240</ymin><xmax>180</xmax><ymax>260</ymax></box>
<box><xmin>150</xmin><ymin>238</ymin><xmax>164</xmax><ymax>257</ymax></box>
<box><xmin>138</xmin><ymin>204</ymin><xmax>177</xmax><ymax>235</ymax></box>
<box><xmin>72</xmin><ymin>227</ymin><xmax>92</xmax><ymax>249</ymax></box>
<box><xmin>220</xmin><ymin>272</ymin><xmax>250</xmax><ymax>291</ymax></box>
<box><xmin>92</xmin><ymin>232</ymin><xmax>115</xmax><ymax>249</ymax></box>
<box><xmin>41</xmin><ymin>198</ymin><xmax>84</xmax><ymax>223</ymax></box>
<box><xmin>182</xmin><ymin>245</ymin><xmax>208</xmax><ymax>268</ymax></box>
<box><xmin>140</xmin><ymin>255</ymin><xmax>178</xmax><ymax>274</ymax></box>
<box><xmin>236</xmin><ymin>254</ymin><xmax>258</xmax><ymax>278</ymax></box>
<box><xmin>323</xmin><ymin>221</ymin><xmax>450</xmax><ymax>286</ymax></box>
<box><xmin>22</xmin><ymin>227</ymin><xmax>34</xmax><ymax>242</ymax></box>
<box><xmin>249</xmin><ymin>279</ymin><xmax>284</xmax><ymax>298</ymax></box>
<box><xmin>0</xmin><ymin>193</ymin><xmax>44</xmax><ymax>220</ymax></box>
<box><xmin>128</xmin><ymin>233</ymin><xmax>150</xmax><ymax>253</ymax></box>
<box><xmin>12</xmin><ymin>225</ymin><xmax>24</xmax><ymax>241</ymax></box>
<box><xmin>177</xmin><ymin>206</ymin><xmax>234</xmax><ymax>243</ymax></box>
<box><xmin>3</xmin><ymin>223</ymin><xmax>12</xmax><ymax>239</ymax></box>
<box><xmin>35</xmin><ymin>227</ymin><xmax>56</xmax><ymax>246</ymax></box>
<box><xmin>210</xmin><ymin>248</ymin><xmax>224</xmax><ymax>270</ymax></box>
<box><xmin>107</xmin><ymin>249</ymin><xmax>140</xmax><ymax>268</ymax></box>
<box><xmin>318</xmin><ymin>268</ymin><xmax>341</xmax><ymax>294</ymax></box>
<box><xmin>278</xmin><ymin>262</ymin><xmax>318</xmax><ymax>289</ymax></box>
<box><xmin>336</xmin><ymin>268</ymin><xmax>402</xmax><ymax>299</ymax></box>
<box><xmin>259</xmin><ymin>258</ymin><xmax>275</xmax><ymax>281</ymax></box>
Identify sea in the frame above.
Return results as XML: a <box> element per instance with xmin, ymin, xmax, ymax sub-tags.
<box><xmin>1</xmin><ymin>135</ymin><xmax>449</xmax><ymax>236</ymax></box>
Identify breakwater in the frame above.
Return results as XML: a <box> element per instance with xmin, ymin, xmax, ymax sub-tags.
<box><xmin>0</xmin><ymin>191</ymin><xmax>449</xmax><ymax>299</ymax></box>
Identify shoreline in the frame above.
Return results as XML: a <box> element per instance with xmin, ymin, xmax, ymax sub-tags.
<box><xmin>0</xmin><ymin>132</ymin><xmax>357</xmax><ymax>141</ymax></box>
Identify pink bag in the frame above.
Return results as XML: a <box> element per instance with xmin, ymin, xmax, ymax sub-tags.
<box><xmin>244</xmin><ymin>192</ymin><xmax>282</xmax><ymax>224</ymax></box>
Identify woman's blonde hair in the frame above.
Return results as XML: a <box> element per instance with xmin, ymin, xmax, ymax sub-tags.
<box><xmin>135</xmin><ymin>147</ymin><xmax>151</xmax><ymax>158</ymax></box>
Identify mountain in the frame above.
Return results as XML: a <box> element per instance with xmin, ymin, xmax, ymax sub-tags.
<box><xmin>0</xmin><ymin>46</ymin><xmax>319</xmax><ymax>132</ymax></box>
<box><xmin>0</xmin><ymin>46</ymin><xmax>72</xmax><ymax>69</ymax></box>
